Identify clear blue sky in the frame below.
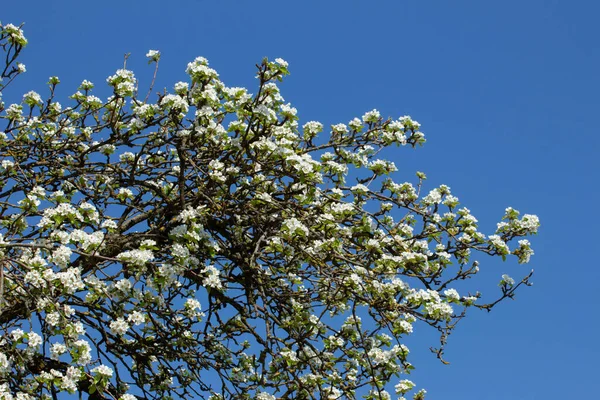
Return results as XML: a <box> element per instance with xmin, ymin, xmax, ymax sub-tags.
<box><xmin>3</xmin><ymin>0</ymin><xmax>599</xmax><ymax>399</ymax></box>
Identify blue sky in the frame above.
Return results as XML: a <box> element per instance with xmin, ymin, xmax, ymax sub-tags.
<box><xmin>3</xmin><ymin>0</ymin><xmax>599</xmax><ymax>399</ymax></box>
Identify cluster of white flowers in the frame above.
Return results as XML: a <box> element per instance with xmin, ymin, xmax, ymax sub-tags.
<box><xmin>519</xmin><ymin>214</ymin><xmax>540</xmax><ymax>233</ymax></box>
<box><xmin>37</xmin><ymin>203</ymin><xmax>84</xmax><ymax>229</ymax></box>
<box><xmin>208</xmin><ymin>159</ymin><xmax>226</xmax><ymax>182</ymax></box>
<box><xmin>405</xmin><ymin>288</ymin><xmax>454</xmax><ymax>320</ymax></box>
<box><xmin>280</xmin><ymin>348</ymin><xmax>299</xmax><ymax>363</ymax></box>
<box><xmin>50</xmin><ymin>342</ymin><xmax>67</xmax><ymax>360</ymax></box>
<box><xmin>1</xmin><ymin>159</ymin><xmax>14</xmax><ymax>170</ymax></box>
<box><xmin>71</xmin><ymin>339</ymin><xmax>92</xmax><ymax>365</ymax></box>
<box><xmin>27</xmin><ymin>266</ymin><xmax>84</xmax><ymax>295</ymax></box>
<box><xmin>50</xmin><ymin>245</ymin><xmax>72</xmax><ymax>267</ymax></box>
<box><xmin>423</xmin><ymin>301</ymin><xmax>454</xmax><ymax>321</ymax></box>
<box><xmin>282</xmin><ymin>217</ymin><xmax>309</xmax><ymax>237</ymax></box>
<box><xmin>0</xmin><ymin>353</ymin><xmax>10</xmax><ymax>375</ymax></box>
<box><xmin>396</xmin><ymin>319</ymin><xmax>414</xmax><ymax>334</ymax></box>
<box><xmin>110</xmin><ymin>318</ymin><xmax>130</xmax><ymax>336</ymax></box>
<box><xmin>362</xmin><ymin>109</ymin><xmax>381</xmax><ymax>123</ymax></box>
<box><xmin>350</xmin><ymin>183</ymin><xmax>370</xmax><ymax>195</ymax></box>
<box><xmin>280</xmin><ymin>103</ymin><xmax>297</xmax><ymax>118</ymax></box>
<box><xmin>514</xmin><ymin>239</ymin><xmax>535</xmax><ymax>263</ymax></box>
<box><xmin>91</xmin><ymin>364</ymin><xmax>113</xmax><ymax>378</ymax></box>
<box><xmin>69</xmin><ymin>229</ymin><xmax>105</xmax><ymax>251</ymax></box>
<box><xmin>286</xmin><ymin>153</ymin><xmax>319</xmax><ymax>175</ymax></box>
<box><xmin>176</xmin><ymin>205</ymin><xmax>206</xmax><ymax>223</ymax></box>
<box><xmin>202</xmin><ymin>265</ymin><xmax>222</xmax><ymax>290</ymax></box>
<box><xmin>368</xmin><ymin>389</ymin><xmax>391</xmax><ymax>400</ymax></box>
<box><xmin>422</xmin><ymin>188</ymin><xmax>442</xmax><ymax>205</ymax></box>
<box><xmin>27</xmin><ymin>331</ymin><xmax>43</xmax><ymax>348</ymax></box>
<box><xmin>56</xmin><ymin>267</ymin><xmax>85</xmax><ymax>294</ymax></box>
<box><xmin>256</xmin><ymin>392</ymin><xmax>276</xmax><ymax>400</ymax></box>
<box><xmin>45</xmin><ymin>311</ymin><xmax>61</xmax><ymax>326</ymax></box>
<box><xmin>106</xmin><ymin>69</ymin><xmax>136</xmax><ymax>97</ymax></box>
<box><xmin>5</xmin><ymin>104</ymin><xmax>23</xmax><ymax>121</ymax></box>
<box><xmin>119</xmin><ymin>151</ymin><xmax>136</xmax><ymax>162</ymax></box>
<box><xmin>22</xmin><ymin>90</ymin><xmax>42</xmax><ymax>106</ymax></box>
<box><xmin>367</xmin><ymin>345</ymin><xmax>400</xmax><ymax>367</ymax></box>
<box><xmin>488</xmin><ymin>234</ymin><xmax>510</xmax><ymax>255</ymax></box>
<box><xmin>117</xmin><ymin>187</ymin><xmax>134</xmax><ymax>201</ymax></box>
<box><xmin>63</xmin><ymin>366</ymin><xmax>82</xmax><ymax>392</ymax></box>
<box><xmin>323</xmin><ymin>387</ymin><xmax>342</xmax><ymax>399</ymax></box>
<box><xmin>2</xmin><ymin>23</ymin><xmax>27</xmax><ymax>46</ymax></box>
<box><xmin>174</xmin><ymin>81</ymin><xmax>189</xmax><ymax>95</ymax></box>
<box><xmin>497</xmin><ymin>208</ymin><xmax>540</xmax><ymax>236</ymax></box>
<box><xmin>368</xmin><ymin>159</ymin><xmax>397</xmax><ymax>175</ymax></box>
<box><xmin>78</xmin><ymin>202</ymin><xmax>99</xmax><ymax>224</ymax></box>
<box><xmin>37</xmin><ymin>367</ymin><xmax>80</xmax><ymax>394</ymax></box>
<box><xmin>331</xmin><ymin>123</ymin><xmax>348</xmax><ymax>135</ymax></box>
<box><xmin>395</xmin><ymin>379</ymin><xmax>416</xmax><ymax>395</ymax></box>
<box><xmin>302</xmin><ymin>121</ymin><xmax>323</xmax><ymax>139</ymax></box>
<box><xmin>114</xmin><ymin>278</ymin><xmax>132</xmax><ymax>293</ymax></box>
<box><xmin>186</xmin><ymin>56</ymin><xmax>219</xmax><ymax>82</ymax></box>
<box><xmin>184</xmin><ymin>298</ymin><xmax>202</xmax><ymax>317</ymax></box>
<box><xmin>146</xmin><ymin>49</ymin><xmax>161</xmax><ymax>62</ymax></box>
<box><xmin>253</xmin><ymin>104</ymin><xmax>277</xmax><ymax>121</ymax></box>
<box><xmin>128</xmin><ymin>310</ymin><xmax>145</xmax><ymax>326</ymax></box>
<box><xmin>10</xmin><ymin>328</ymin><xmax>25</xmax><ymax>342</ymax></box>
<box><xmin>443</xmin><ymin>288</ymin><xmax>460</xmax><ymax>302</ymax></box>
<box><xmin>274</xmin><ymin>58</ymin><xmax>288</xmax><ymax>68</ymax></box>
<box><xmin>116</xmin><ymin>249</ymin><xmax>154</xmax><ymax>267</ymax></box>
<box><xmin>0</xmin><ymin>384</ymin><xmax>32</xmax><ymax>400</ymax></box>
<box><xmin>185</xmin><ymin>299</ymin><xmax>201</xmax><ymax>312</ymax></box>
<box><xmin>500</xmin><ymin>274</ymin><xmax>515</xmax><ymax>286</ymax></box>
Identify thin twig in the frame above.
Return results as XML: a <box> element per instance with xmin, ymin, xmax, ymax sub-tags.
<box><xmin>144</xmin><ymin>59</ymin><xmax>159</xmax><ymax>103</ymax></box>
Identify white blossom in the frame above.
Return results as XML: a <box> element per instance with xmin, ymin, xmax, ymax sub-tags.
<box><xmin>146</xmin><ymin>49</ymin><xmax>161</xmax><ymax>61</ymax></box>
<box><xmin>283</xmin><ymin>217</ymin><xmax>308</xmax><ymax>237</ymax></box>
<box><xmin>110</xmin><ymin>318</ymin><xmax>130</xmax><ymax>336</ymax></box>
<box><xmin>501</xmin><ymin>274</ymin><xmax>515</xmax><ymax>286</ymax></box>
<box><xmin>27</xmin><ymin>332</ymin><xmax>42</xmax><ymax>348</ymax></box>
<box><xmin>202</xmin><ymin>265</ymin><xmax>222</xmax><ymax>290</ymax></box>
<box><xmin>0</xmin><ymin>353</ymin><xmax>10</xmax><ymax>374</ymax></box>
<box><xmin>274</xmin><ymin>58</ymin><xmax>288</xmax><ymax>68</ymax></box>
<box><xmin>91</xmin><ymin>364</ymin><xmax>114</xmax><ymax>378</ymax></box>
<box><xmin>362</xmin><ymin>109</ymin><xmax>380</xmax><ymax>123</ymax></box>
<box><xmin>128</xmin><ymin>311</ymin><xmax>145</xmax><ymax>326</ymax></box>
<box><xmin>50</xmin><ymin>342</ymin><xmax>67</xmax><ymax>360</ymax></box>
<box><xmin>117</xmin><ymin>249</ymin><xmax>154</xmax><ymax>266</ymax></box>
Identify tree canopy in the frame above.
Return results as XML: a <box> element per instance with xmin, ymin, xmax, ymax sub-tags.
<box><xmin>0</xmin><ymin>22</ymin><xmax>539</xmax><ymax>400</ymax></box>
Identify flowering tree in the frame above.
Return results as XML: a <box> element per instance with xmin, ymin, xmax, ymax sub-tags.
<box><xmin>0</xmin><ymin>22</ymin><xmax>539</xmax><ymax>400</ymax></box>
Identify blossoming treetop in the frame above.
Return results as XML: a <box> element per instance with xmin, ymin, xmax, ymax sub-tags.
<box><xmin>0</xmin><ymin>22</ymin><xmax>539</xmax><ymax>400</ymax></box>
